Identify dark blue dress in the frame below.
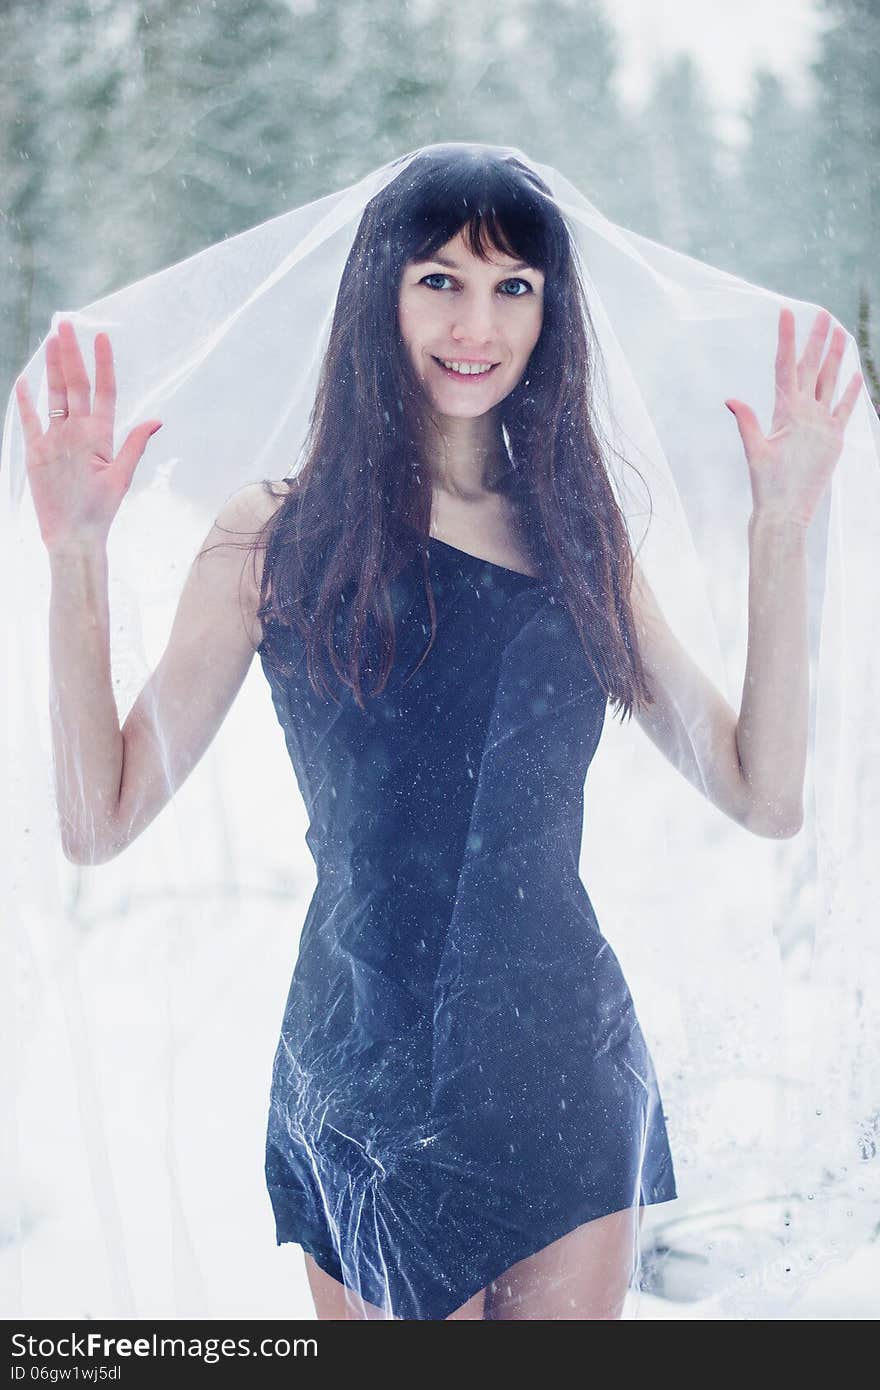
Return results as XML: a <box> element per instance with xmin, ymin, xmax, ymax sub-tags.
<box><xmin>258</xmin><ymin>532</ymin><xmax>677</xmax><ymax>1320</ymax></box>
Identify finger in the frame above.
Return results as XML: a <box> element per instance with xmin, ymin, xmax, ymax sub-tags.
<box><xmin>831</xmin><ymin>371</ymin><xmax>864</xmax><ymax>429</ymax></box>
<box><xmin>775</xmin><ymin>308</ymin><xmax>798</xmax><ymax>398</ymax></box>
<box><xmin>15</xmin><ymin>377</ymin><xmax>45</xmax><ymax>452</ymax></box>
<box><xmin>797</xmin><ymin>308</ymin><xmax>831</xmax><ymax>395</ymax></box>
<box><xmin>45</xmin><ymin>334</ymin><xmax>70</xmax><ymax>423</ymax></box>
<box><xmin>725</xmin><ymin>399</ymin><xmax>765</xmax><ymax>459</ymax></box>
<box><xmin>92</xmin><ymin>332</ymin><xmax>117</xmax><ymax>428</ymax></box>
<box><xmin>815</xmin><ymin>324</ymin><xmax>847</xmax><ymax>406</ymax></box>
<box><xmin>56</xmin><ymin>319</ymin><xmax>92</xmax><ymax>418</ymax></box>
<box><xmin>114</xmin><ymin>420</ymin><xmax>163</xmax><ymax>491</ymax></box>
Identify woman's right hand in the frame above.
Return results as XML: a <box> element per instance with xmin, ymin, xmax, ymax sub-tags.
<box><xmin>15</xmin><ymin>319</ymin><xmax>163</xmax><ymax>551</ymax></box>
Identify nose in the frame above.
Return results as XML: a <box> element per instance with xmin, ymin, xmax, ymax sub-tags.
<box><xmin>450</xmin><ymin>291</ymin><xmax>498</xmax><ymax>347</ymax></box>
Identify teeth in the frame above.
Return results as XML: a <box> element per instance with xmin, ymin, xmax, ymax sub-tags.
<box><xmin>440</xmin><ymin>359</ymin><xmax>495</xmax><ymax>375</ymax></box>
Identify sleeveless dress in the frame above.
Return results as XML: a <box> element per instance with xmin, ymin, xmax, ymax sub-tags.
<box><xmin>257</xmin><ymin>532</ymin><xmax>678</xmax><ymax>1320</ymax></box>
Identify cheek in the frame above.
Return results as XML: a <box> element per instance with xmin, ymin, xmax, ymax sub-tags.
<box><xmin>518</xmin><ymin>310</ymin><xmax>543</xmax><ymax>360</ymax></box>
<box><xmin>398</xmin><ymin>296</ymin><xmax>428</xmax><ymax>350</ymax></box>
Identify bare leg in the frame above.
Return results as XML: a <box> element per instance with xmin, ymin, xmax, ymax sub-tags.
<box><xmin>304</xmin><ymin>1252</ymin><xmax>390</xmax><ymax>1319</ymax></box>
<box><xmin>485</xmin><ymin>1205</ymin><xmax>646</xmax><ymax>1320</ymax></box>
<box><xmin>304</xmin><ymin>1251</ymin><xmax>487</xmax><ymax>1320</ymax></box>
<box><xmin>444</xmin><ymin>1286</ymin><xmax>487</xmax><ymax>1319</ymax></box>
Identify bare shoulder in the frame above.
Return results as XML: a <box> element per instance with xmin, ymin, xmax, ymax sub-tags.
<box><xmin>203</xmin><ymin>479</ymin><xmax>294</xmax><ymax>649</ymax></box>
<box><xmin>214</xmin><ymin>478</ymin><xmax>293</xmax><ymax>535</ymax></box>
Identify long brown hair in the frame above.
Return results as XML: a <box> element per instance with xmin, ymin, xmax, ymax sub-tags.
<box><xmin>229</xmin><ymin>145</ymin><xmax>654</xmax><ymax>720</ymax></box>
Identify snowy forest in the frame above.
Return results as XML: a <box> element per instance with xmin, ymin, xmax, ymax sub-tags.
<box><xmin>2</xmin><ymin>0</ymin><xmax>879</xmax><ymax>1321</ymax></box>
<box><xmin>1</xmin><ymin>0</ymin><xmax>878</xmax><ymax>411</ymax></box>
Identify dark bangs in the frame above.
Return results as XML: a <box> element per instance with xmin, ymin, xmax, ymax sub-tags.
<box><xmin>396</xmin><ymin>147</ymin><xmax>565</xmax><ymax>279</ymax></box>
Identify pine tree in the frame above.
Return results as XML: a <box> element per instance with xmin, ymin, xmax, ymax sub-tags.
<box><xmin>808</xmin><ymin>0</ymin><xmax>879</xmax><ymax>352</ymax></box>
<box><xmin>855</xmin><ymin>289</ymin><xmax>880</xmax><ymax>415</ymax></box>
<box><xmin>636</xmin><ymin>53</ymin><xmax>731</xmax><ymax>266</ymax></box>
<box><xmin>733</xmin><ymin>70</ymin><xmax>815</xmax><ymax>300</ymax></box>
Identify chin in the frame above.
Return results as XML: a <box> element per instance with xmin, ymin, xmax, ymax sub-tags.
<box><xmin>421</xmin><ymin>377</ymin><xmax>512</xmax><ymax>418</ymax></box>
<box><xmin>432</xmin><ymin>396</ymin><xmax>501</xmax><ymax>419</ymax></box>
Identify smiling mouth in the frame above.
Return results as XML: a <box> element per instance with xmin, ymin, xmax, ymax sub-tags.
<box><xmin>432</xmin><ymin>356</ymin><xmax>500</xmax><ymax>380</ymax></box>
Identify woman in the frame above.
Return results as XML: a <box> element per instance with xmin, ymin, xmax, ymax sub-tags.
<box><xmin>13</xmin><ymin>146</ymin><xmax>864</xmax><ymax>1320</ymax></box>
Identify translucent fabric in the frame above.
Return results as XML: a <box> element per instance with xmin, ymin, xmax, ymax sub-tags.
<box><xmin>260</xmin><ymin>528</ymin><xmax>677</xmax><ymax>1319</ymax></box>
<box><xmin>2</xmin><ymin>143</ymin><xmax>878</xmax><ymax>1320</ymax></box>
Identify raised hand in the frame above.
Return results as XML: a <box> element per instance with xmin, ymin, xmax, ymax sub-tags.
<box><xmin>15</xmin><ymin>319</ymin><xmax>163</xmax><ymax>551</ymax></box>
<box><xmin>724</xmin><ymin>307</ymin><xmax>864</xmax><ymax>531</ymax></box>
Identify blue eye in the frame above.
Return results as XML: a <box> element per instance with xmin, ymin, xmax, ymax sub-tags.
<box><xmin>419</xmin><ymin>273</ymin><xmax>533</xmax><ymax>296</ymax></box>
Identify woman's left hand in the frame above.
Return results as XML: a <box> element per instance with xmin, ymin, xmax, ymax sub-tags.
<box><xmin>724</xmin><ymin>306</ymin><xmax>864</xmax><ymax>531</ymax></box>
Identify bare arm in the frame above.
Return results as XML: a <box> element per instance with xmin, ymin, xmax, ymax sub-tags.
<box><xmin>629</xmin><ymin>306</ymin><xmax>865</xmax><ymax>840</ymax></box>
<box><xmin>48</xmin><ymin>538</ymin><xmax>124</xmax><ymax>863</ymax></box>
<box><xmin>630</xmin><ymin>531</ymin><xmax>805</xmax><ymax>840</ymax></box>
<box><xmin>53</xmin><ymin>483</ymin><xmax>284</xmax><ymax>865</ymax></box>
<box><xmin>734</xmin><ymin>512</ymin><xmax>808</xmax><ymax>835</ymax></box>
<box><xmin>16</xmin><ymin>321</ymin><xmax>289</xmax><ymax>864</ymax></box>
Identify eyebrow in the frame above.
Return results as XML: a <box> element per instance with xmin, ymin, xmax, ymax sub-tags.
<box><xmin>415</xmin><ymin>252</ymin><xmax>536</xmax><ymax>273</ymax></box>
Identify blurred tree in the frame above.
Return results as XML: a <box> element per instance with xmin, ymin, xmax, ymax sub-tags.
<box><xmin>1</xmin><ymin>0</ymin><xmax>131</xmax><ymax>366</ymax></box>
<box><xmin>124</xmin><ymin>0</ymin><xmax>311</xmax><ymax>256</ymax></box>
<box><xmin>636</xmin><ymin>53</ymin><xmax>731</xmax><ymax>266</ymax></box>
<box><xmin>325</xmin><ymin>0</ymin><xmax>450</xmax><ymax>171</ymax></box>
<box><xmin>1</xmin><ymin>0</ymin><xmax>876</xmax><ymax>419</ymax></box>
<box><xmin>500</xmin><ymin>0</ymin><xmax>629</xmax><ymax>201</ymax></box>
<box><xmin>732</xmin><ymin>70</ymin><xmax>815</xmax><ymax>302</ymax></box>
<box><xmin>855</xmin><ymin>288</ymin><xmax>879</xmax><ymax>415</ymax></box>
<box><xmin>807</xmin><ymin>0</ymin><xmax>879</xmax><ymax>354</ymax></box>
<box><xmin>429</xmin><ymin>0</ymin><xmax>658</xmax><ymax>231</ymax></box>
<box><xmin>0</xmin><ymin>0</ymin><xmax>49</xmax><ymax>370</ymax></box>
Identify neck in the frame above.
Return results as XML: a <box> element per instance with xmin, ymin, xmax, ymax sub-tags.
<box><xmin>424</xmin><ymin>409</ymin><xmax>509</xmax><ymax>498</ymax></box>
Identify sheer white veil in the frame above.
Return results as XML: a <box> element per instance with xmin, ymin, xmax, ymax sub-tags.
<box><xmin>2</xmin><ymin>141</ymin><xmax>878</xmax><ymax>1319</ymax></box>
